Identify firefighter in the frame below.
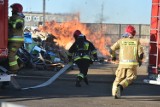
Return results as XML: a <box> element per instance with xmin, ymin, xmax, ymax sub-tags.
<box><xmin>68</xmin><ymin>30</ymin><xmax>98</xmax><ymax>87</ymax></box>
<box><xmin>1</xmin><ymin>3</ymin><xmax>25</xmax><ymax>89</ymax></box>
<box><xmin>110</xmin><ymin>25</ymin><xmax>144</xmax><ymax>99</ymax></box>
<box><xmin>8</xmin><ymin>3</ymin><xmax>25</xmax><ymax>73</ymax></box>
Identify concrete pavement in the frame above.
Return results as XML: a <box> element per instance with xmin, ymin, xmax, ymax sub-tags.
<box><xmin>17</xmin><ymin>62</ymin><xmax>148</xmax><ymax>84</ymax></box>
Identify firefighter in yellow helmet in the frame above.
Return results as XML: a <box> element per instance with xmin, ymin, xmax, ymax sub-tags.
<box><xmin>8</xmin><ymin>3</ymin><xmax>25</xmax><ymax>73</ymax></box>
<box><xmin>110</xmin><ymin>25</ymin><xmax>144</xmax><ymax>99</ymax></box>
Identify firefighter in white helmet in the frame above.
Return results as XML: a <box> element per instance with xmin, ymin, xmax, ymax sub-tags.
<box><xmin>109</xmin><ymin>25</ymin><xmax>144</xmax><ymax>99</ymax></box>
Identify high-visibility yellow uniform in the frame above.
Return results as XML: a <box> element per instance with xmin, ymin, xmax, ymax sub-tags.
<box><xmin>110</xmin><ymin>37</ymin><xmax>143</xmax><ymax>96</ymax></box>
<box><xmin>8</xmin><ymin>14</ymin><xmax>24</xmax><ymax>73</ymax></box>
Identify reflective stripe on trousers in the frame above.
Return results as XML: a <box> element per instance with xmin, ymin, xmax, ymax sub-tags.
<box><xmin>11</xmin><ymin>47</ymin><xmax>17</xmax><ymax>51</ymax></box>
<box><xmin>9</xmin><ymin>60</ymin><xmax>18</xmax><ymax>66</ymax></box>
<box><xmin>77</xmin><ymin>73</ymin><xmax>84</xmax><ymax>78</ymax></box>
<box><xmin>124</xmin><ymin>81</ymin><xmax>129</xmax><ymax>87</ymax></box>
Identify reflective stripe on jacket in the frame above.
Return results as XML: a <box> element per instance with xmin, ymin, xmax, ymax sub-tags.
<box><xmin>74</xmin><ymin>55</ymin><xmax>90</xmax><ymax>61</ymax></box>
<box><xmin>8</xmin><ymin>14</ymin><xmax>24</xmax><ymax>37</ymax></box>
<box><xmin>74</xmin><ymin>42</ymin><xmax>90</xmax><ymax>61</ymax></box>
<box><xmin>68</xmin><ymin>39</ymin><xmax>97</xmax><ymax>62</ymax></box>
<box><xmin>10</xmin><ymin>19</ymin><xmax>24</xmax><ymax>29</ymax></box>
<box><xmin>8</xmin><ymin>36</ymin><xmax>24</xmax><ymax>42</ymax></box>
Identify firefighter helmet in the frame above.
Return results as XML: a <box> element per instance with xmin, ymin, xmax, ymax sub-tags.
<box><xmin>73</xmin><ymin>30</ymin><xmax>81</xmax><ymax>39</ymax></box>
<box><xmin>125</xmin><ymin>25</ymin><xmax>136</xmax><ymax>36</ymax></box>
<box><xmin>10</xmin><ymin>3</ymin><xmax>23</xmax><ymax>13</ymax></box>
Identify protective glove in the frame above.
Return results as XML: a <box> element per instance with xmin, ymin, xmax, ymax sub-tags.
<box><xmin>16</xmin><ymin>22</ymin><xmax>23</xmax><ymax>29</ymax></box>
<box><xmin>68</xmin><ymin>56</ymin><xmax>72</xmax><ymax>62</ymax></box>
<box><xmin>112</xmin><ymin>57</ymin><xmax>116</xmax><ymax>61</ymax></box>
<box><xmin>94</xmin><ymin>58</ymin><xmax>98</xmax><ymax>61</ymax></box>
<box><xmin>138</xmin><ymin>53</ymin><xmax>143</xmax><ymax>67</ymax></box>
<box><xmin>90</xmin><ymin>60</ymin><xmax>93</xmax><ymax>64</ymax></box>
<box><xmin>139</xmin><ymin>61</ymin><xmax>142</xmax><ymax>67</ymax></box>
<box><xmin>93</xmin><ymin>56</ymin><xmax>98</xmax><ymax>62</ymax></box>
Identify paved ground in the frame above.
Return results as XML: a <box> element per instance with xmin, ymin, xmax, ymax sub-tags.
<box><xmin>17</xmin><ymin>62</ymin><xmax>148</xmax><ymax>84</ymax></box>
<box><xmin>1</xmin><ymin>76</ymin><xmax>160</xmax><ymax>107</ymax></box>
<box><xmin>1</xmin><ymin>63</ymin><xmax>157</xmax><ymax>107</ymax></box>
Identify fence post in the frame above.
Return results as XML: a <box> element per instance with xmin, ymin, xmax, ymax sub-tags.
<box><xmin>119</xmin><ymin>24</ymin><xmax>121</xmax><ymax>38</ymax></box>
<box><xmin>139</xmin><ymin>24</ymin><xmax>141</xmax><ymax>38</ymax></box>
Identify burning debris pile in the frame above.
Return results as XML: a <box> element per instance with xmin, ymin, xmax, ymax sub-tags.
<box><xmin>39</xmin><ymin>20</ymin><xmax>112</xmax><ymax>59</ymax></box>
<box><xmin>22</xmin><ymin>21</ymin><xmax>150</xmax><ymax>70</ymax></box>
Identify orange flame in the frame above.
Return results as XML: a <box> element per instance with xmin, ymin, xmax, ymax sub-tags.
<box><xmin>39</xmin><ymin>20</ymin><xmax>111</xmax><ymax>57</ymax></box>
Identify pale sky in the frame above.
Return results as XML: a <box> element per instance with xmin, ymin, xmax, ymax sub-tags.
<box><xmin>9</xmin><ymin>0</ymin><xmax>152</xmax><ymax>24</ymax></box>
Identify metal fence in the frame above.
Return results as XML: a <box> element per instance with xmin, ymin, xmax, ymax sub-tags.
<box><xmin>86</xmin><ymin>23</ymin><xmax>150</xmax><ymax>62</ymax></box>
<box><xmin>86</xmin><ymin>23</ymin><xmax>150</xmax><ymax>43</ymax></box>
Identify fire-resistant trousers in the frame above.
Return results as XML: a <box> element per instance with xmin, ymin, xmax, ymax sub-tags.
<box><xmin>8</xmin><ymin>42</ymin><xmax>23</xmax><ymax>73</ymax></box>
<box><xmin>112</xmin><ymin>67</ymin><xmax>137</xmax><ymax>96</ymax></box>
<box><xmin>75</xmin><ymin>59</ymin><xmax>91</xmax><ymax>77</ymax></box>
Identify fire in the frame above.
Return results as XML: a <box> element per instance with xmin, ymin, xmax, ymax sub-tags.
<box><xmin>39</xmin><ymin>20</ymin><xmax>111</xmax><ymax>57</ymax></box>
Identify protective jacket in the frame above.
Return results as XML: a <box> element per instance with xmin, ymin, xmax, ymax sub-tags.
<box><xmin>8</xmin><ymin>14</ymin><xmax>24</xmax><ymax>41</ymax></box>
<box><xmin>110</xmin><ymin>37</ymin><xmax>143</xmax><ymax>68</ymax></box>
<box><xmin>68</xmin><ymin>37</ymin><xmax>97</xmax><ymax>62</ymax></box>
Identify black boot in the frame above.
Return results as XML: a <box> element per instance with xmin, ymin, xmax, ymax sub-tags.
<box><xmin>118</xmin><ymin>84</ymin><xmax>123</xmax><ymax>91</ymax></box>
<box><xmin>84</xmin><ymin>76</ymin><xmax>89</xmax><ymax>85</ymax></box>
<box><xmin>75</xmin><ymin>76</ymin><xmax>82</xmax><ymax>87</ymax></box>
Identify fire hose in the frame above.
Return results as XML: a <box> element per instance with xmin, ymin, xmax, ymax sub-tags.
<box><xmin>20</xmin><ymin>60</ymin><xmax>103</xmax><ymax>90</ymax></box>
<box><xmin>21</xmin><ymin>62</ymin><xmax>73</xmax><ymax>90</ymax></box>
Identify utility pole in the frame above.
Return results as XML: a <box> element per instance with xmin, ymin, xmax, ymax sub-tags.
<box><xmin>43</xmin><ymin>0</ymin><xmax>46</xmax><ymax>25</ymax></box>
<box><xmin>100</xmin><ymin>2</ymin><xmax>104</xmax><ymax>37</ymax></box>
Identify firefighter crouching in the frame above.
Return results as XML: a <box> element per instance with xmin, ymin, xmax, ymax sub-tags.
<box><xmin>109</xmin><ymin>25</ymin><xmax>144</xmax><ymax>99</ymax></box>
<box><xmin>8</xmin><ymin>3</ymin><xmax>25</xmax><ymax>74</ymax></box>
<box><xmin>68</xmin><ymin>30</ymin><xmax>98</xmax><ymax>87</ymax></box>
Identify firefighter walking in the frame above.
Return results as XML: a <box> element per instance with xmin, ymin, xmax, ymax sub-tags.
<box><xmin>109</xmin><ymin>25</ymin><xmax>144</xmax><ymax>99</ymax></box>
<box><xmin>68</xmin><ymin>30</ymin><xmax>98</xmax><ymax>87</ymax></box>
<box><xmin>8</xmin><ymin>3</ymin><xmax>25</xmax><ymax>73</ymax></box>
